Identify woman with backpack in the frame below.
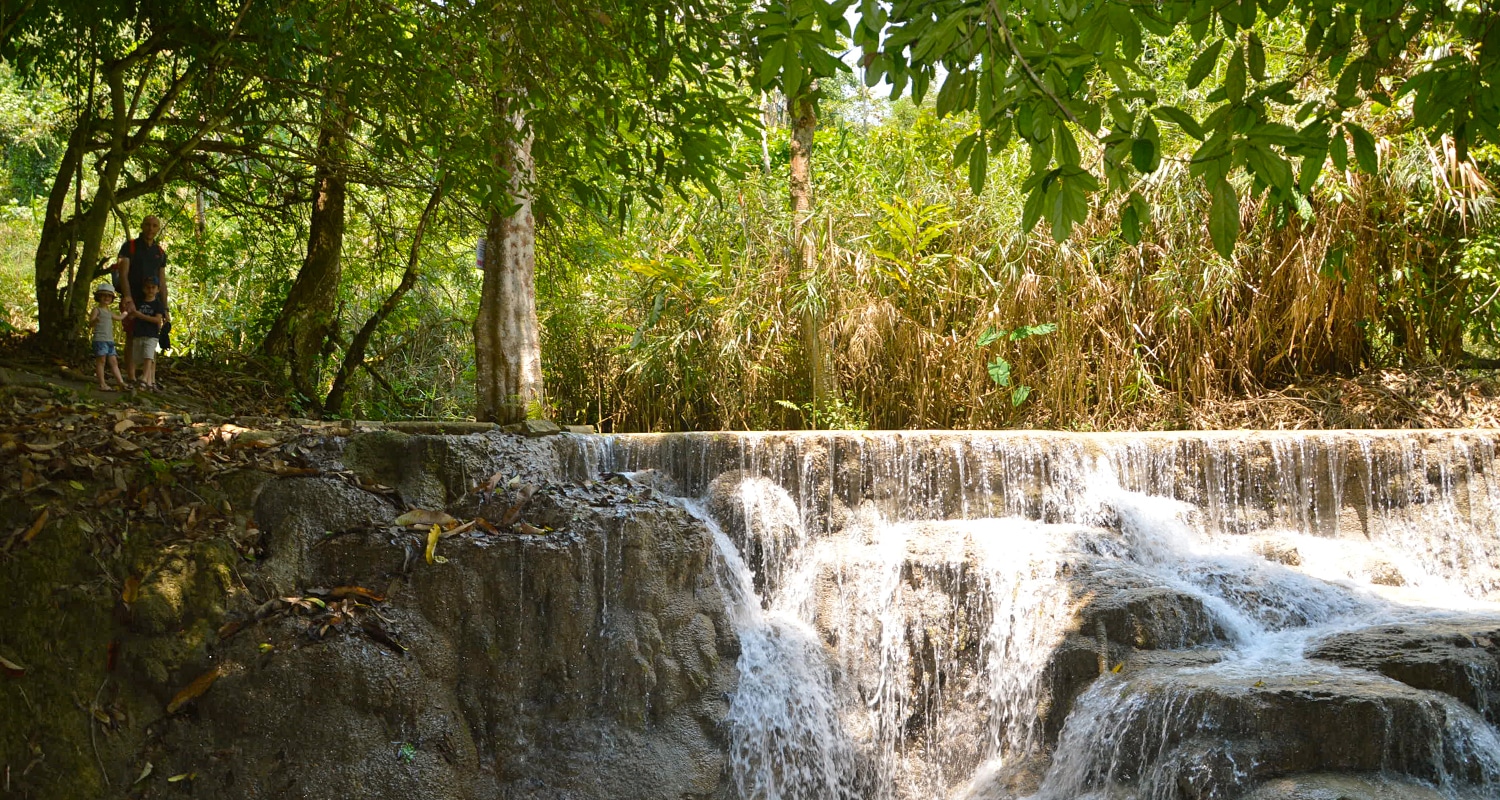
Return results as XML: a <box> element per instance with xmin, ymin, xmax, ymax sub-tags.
<box><xmin>112</xmin><ymin>215</ymin><xmax>171</xmax><ymax>382</ymax></box>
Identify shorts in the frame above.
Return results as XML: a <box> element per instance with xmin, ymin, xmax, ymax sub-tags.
<box><xmin>134</xmin><ymin>337</ymin><xmax>160</xmax><ymax>361</ymax></box>
<box><xmin>93</xmin><ymin>340</ymin><xmax>118</xmax><ymax>357</ymax></box>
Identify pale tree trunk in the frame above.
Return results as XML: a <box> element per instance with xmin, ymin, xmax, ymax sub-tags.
<box><xmin>788</xmin><ymin>90</ymin><xmax>833</xmax><ymax>421</ymax></box>
<box><xmin>473</xmin><ymin>110</ymin><xmax>543</xmax><ymax>424</ymax></box>
<box><xmin>262</xmin><ymin>112</ymin><xmax>350</xmax><ymax>402</ymax></box>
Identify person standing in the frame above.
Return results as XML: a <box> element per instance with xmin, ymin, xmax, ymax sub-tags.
<box><xmin>113</xmin><ymin>215</ymin><xmax>170</xmax><ymax>381</ymax></box>
<box><xmin>128</xmin><ymin>278</ymin><xmax>165</xmax><ymax>389</ymax></box>
<box><xmin>88</xmin><ymin>284</ymin><xmax>128</xmax><ymax>391</ymax></box>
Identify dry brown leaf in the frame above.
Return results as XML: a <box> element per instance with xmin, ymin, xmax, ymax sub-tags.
<box><xmin>112</xmin><ymin>435</ymin><xmax>140</xmax><ymax>452</ymax></box>
<box><xmin>113</xmin><ymin>419</ymin><xmax>136</xmax><ymax>434</ymax></box>
<box><xmin>20</xmin><ymin>507</ymin><xmax>49</xmax><ymax>544</ymax></box>
<box><xmin>514</xmin><ymin>521</ymin><xmax>545</xmax><ymax>536</ymax></box>
<box><xmin>328</xmin><ymin>586</ymin><xmax>386</xmax><ymax>603</ymax></box>
<box><xmin>24</xmin><ymin>441</ymin><xmax>62</xmax><ymax>453</ymax></box>
<box><xmin>440</xmin><ymin>519</ymin><xmax>477</xmax><ymax>539</ymax></box>
<box><xmin>0</xmin><ymin>653</ymin><xmax>25</xmax><ymax>677</ymax></box>
<box><xmin>166</xmin><ymin>666</ymin><xmax>223</xmax><ymax>713</ymax></box>
<box><xmin>122</xmin><ymin>575</ymin><xmax>141</xmax><ymax>605</ymax></box>
<box><xmin>395</xmin><ymin>508</ymin><xmax>458</xmax><ymax>528</ymax></box>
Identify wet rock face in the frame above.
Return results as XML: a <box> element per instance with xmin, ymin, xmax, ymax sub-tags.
<box><xmin>153</xmin><ymin>432</ymin><xmax>737</xmax><ymax>800</ymax></box>
<box><xmin>1309</xmin><ymin>618</ymin><xmax>1500</xmax><ymax>726</ymax></box>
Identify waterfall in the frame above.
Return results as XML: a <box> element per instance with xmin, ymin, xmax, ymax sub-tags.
<box><xmin>609</xmin><ymin>430</ymin><xmax>1500</xmax><ymax>800</ymax></box>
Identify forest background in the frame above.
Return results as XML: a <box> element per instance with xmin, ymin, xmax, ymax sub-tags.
<box><xmin>1</xmin><ymin>0</ymin><xmax>1498</xmax><ymax>432</ymax></box>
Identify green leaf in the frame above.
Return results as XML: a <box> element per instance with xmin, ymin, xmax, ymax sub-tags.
<box><xmin>978</xmin><ymin>327</ymin><xmax>1003</xmax><ymax>347</ymax></box>
<box><xmin>1209</xmin><ymin>178</ymin><xmax>1240</xmax><ymax>258</ymax></box>
<box><xmin>988</xmin><ymin>358</ymin><xmax>1012</xmax><ymax>387</ymax></box>
<box><xmin>1132</xmin><ymin>138</ymin><xmax>1156</xmax><ymax>172</ymax></box>
<box><xmin>1225</xmin><ymin>45</ymin><xmax>1247</xmax><ymax>103</ymax></box>
<box><xmin>1021</xmin><ymin>182</ymin><xmax>1047</xmax><ymax>233</ymax></box>
<box><xmin>1154</xmin><ymin>106</ymin><xmax>1205</xmax><ymax>140</ymax></box>
<box><xmin>968</xmin><ymin>140</ymin><xmax>988</xmax><ymax>194</ymax></box>
<box><xmin>757</xmin><ymin>40</ymin><xmax>789</xmax><ymax>89</ymax></box>
<box><xmin>1186</xmin><ymin>39</ymin><xmax>1225</xmax><ymax>90</ymax></box>
<box><xmin>1330</xmin><ymin>131</ymin><xmax>1349</xmax><ymax>171</ymax></box>
<box><xmin>1347</xmin><ymin>123</ymin><xmax>1378</xmax><ymax>173</ymax></box>
<box><xmin>1011</xmin><ymin>384</ymin><xmax>1032</xmax><ymax>407</ymax></box>
<box><xmin>1247</xmin><ymin>32</ymin><xmax>1266</xmax><ymax>80</ymax></box>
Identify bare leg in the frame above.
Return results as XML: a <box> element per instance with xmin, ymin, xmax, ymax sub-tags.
<box><xmin>96</xmin><ymin>355</ymin><xmax>108</xmax><ymax>390</ymax></box>
<box><xmin>143</xmin><ymin>357</ymin><xmax>156</xmax><ymax>388</ymax></box>
<box><xmin>108</xmin><ymin>355</ymin><xmax>126</xmax><ymax>388</ymax></box>
<box><xmin>124</xmin><ymin>331</ymin><xmax>137</xmax><ymax>382</ymax></box>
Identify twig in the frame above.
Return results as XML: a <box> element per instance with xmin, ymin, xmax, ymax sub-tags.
<box><xmin>988</xmin><ymin>0</ymin><xmax>1085</xmax><ymax>130</ymax></box>
<box><xmin>90</xmin><ymin>678</ymin><xmax>110</xmax><ymax>788</ymax></box>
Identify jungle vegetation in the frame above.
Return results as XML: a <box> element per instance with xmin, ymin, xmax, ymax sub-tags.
<box><xmin>0</xmin><ymin>0</ymin><xmax>1497</xmax><ymax>430</ymax></box>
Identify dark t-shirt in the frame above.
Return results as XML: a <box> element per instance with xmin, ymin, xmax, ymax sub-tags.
<box><xmin>134</xmin><ymin>300</ymin><xmax>163</xmax><ymax>339</ymax></box>
<box><xmin>115</xmin><ymin>237</ymin><xmax>166</xmax><ymax>303</ymax></box>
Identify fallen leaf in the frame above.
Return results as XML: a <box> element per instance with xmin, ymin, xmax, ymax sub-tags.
<box><xmin>328</xmin><ymin>586</ymin><xmax>386</xmax><ymax>602</ymax></box>
<box><xmin>257</xmin><ymin>643</ymin><xmax>274</xmax><ymax>653</ymax></box>
<box><xmin>1111</xmin><ymin>662</ymin><xmax>1124</xmax><ymax>673</ymax></box>
<box><xmin>514</xmin><ymin>521</ymin><xmax>545</xmax><ymax>536</ymax></box>
<box><xmin>122</xmin><ymin>576</ymin><xmax>141</xmax><ymax>605</ymax></box>
<box><xmin>396</xmin><ymin>508</ymin><xmax>458</xmax><ymax>528</ymax></box>
<box><xmin>167</xmin><ymin>772</ymin><xmax>194</xmax><ymax>783</ymax></box>
<box><xmin>166</xmin><ymin>666</ymin><xmax>223</xmax><ymax>713</ymax></box>
<box><xmin>112</xmin><ymin>435</ymin><xmax>139</xmax><ymax>452</ymax></box>
<box><xmin>0</xmin><ymin>654</ymin><xmax>25</xmax><ymax>677</ymax></box>
<box><xmin>362</xmin><ymin>623</ymin><xmax>407</xmax><ymax>655</ymax></box>
<box><xmin>134</xmin><ymin>761</ymin><xmax>153</xmax><ymax>784</ymax></box>
<box><xmin>24</xmin><ymin>441</ymin><xmax>62</xmax><ymax>453</ymax></box>
<box><xmin>114</xmin><ymin>419</ymin><xmax>136</xmax><ymax>434</ymax></box>
<box><xmin>440</xmin><ymin>519</ymin><xmax>477</xmax><ymax>539</ymax></box>
<box><xmin>424</xmin><ymin>525</ymin><xmax>441</xmax><ymax>564</ymax></box>
<box><xmin>216</xmin><ymin>619</ymin><xmax>244</xmax><ymax>639</ymax></box>
<box><xmin>20</xmin><ymin>508</ymin><xmax>49</xmax><ymax>544</ymax></box>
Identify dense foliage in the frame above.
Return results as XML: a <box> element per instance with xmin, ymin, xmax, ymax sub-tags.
<box><xmin>0</xmin><ymin>0</ymin><xmax>1496</xmax><ymax>429</ymax></box>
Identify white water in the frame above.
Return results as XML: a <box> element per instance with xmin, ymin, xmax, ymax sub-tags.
<box><xmin>615</xmin><ymin>431</ymin><xmax>1500</xmax><ymax>800</ymax></box>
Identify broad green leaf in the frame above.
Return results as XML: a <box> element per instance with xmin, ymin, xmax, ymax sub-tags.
<box><xmin>1209</xmin><ymin>178</ymin><xmax>1240</xmax><ymax>258</ymax></box>
<box><xmin>1225</xmin><ymin>45</ymin><xmax>1247</xmax><ymax>103</ymax></box>
<box><xmin>978</xmin><ymin>327</ymin><xmax>1003</xmax><ymax>347</ymax></box>
<box><xmin>1247</xmin><ymin>32</ymin><xmax>1266</xmax><ymax>80</ymax></box>
<box><xmin>1011</xmin><ymin>385</ymin><xmax>1032</xmax><ymax>407</ymax></box>
<box><xmin>1132</xmin><ymin>138</ymin><xmax>1156</xmax><ymax>172</ymax></box>
<box><xmin>1021</xmin><ymin>182</ymin><xmax>1047</xmax><ymax>233</ymax></box>
<box><xmin>1154</xmin><ymin>106</ymin><xmax>1205</xmax><ymax>140</ymax></box>
<box><xmin>1347</xmin><ymin>123</ymin><xmax>1378</xmax><ymax>173</ymax></box>
<box><xmin>968</xmin><ymin>140</ymin><xmax>988</xmax><ymax>194</ymax></box>
<box><xmin>988</xmin><ymin>358</ymin><xmax>1012</xmax><ymax>387</ymax></box>
<box><xmin>1186</xmin><ymin>39</ymin><xmax>1225</xmax><ymax>90</ymax></box>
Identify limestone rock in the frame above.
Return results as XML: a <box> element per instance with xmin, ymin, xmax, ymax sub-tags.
<box><xmin>1308</xmin><ymin>617</ymin><xmax>1500</xmax><ymax>725</ymax></box>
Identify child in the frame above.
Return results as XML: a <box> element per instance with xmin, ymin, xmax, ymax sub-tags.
<box><xmin>129</xmin><ymin>277</ymin><xmax>166</xmax><ymax>390</ymax></box>
<box><xmin>89</xmin><ymin>284</ymin><xmax>127</xmax><ymax>391</ymax></box>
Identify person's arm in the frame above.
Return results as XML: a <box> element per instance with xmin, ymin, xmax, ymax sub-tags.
<box><xmin>157</xmin><ymin>256</ymin><xmax>169</xmax><ymax>317</ymax></box>
<box><xmin>117</xmin><ymin>258</ymin><xmax>134</xmax><ymax>313</ymax></box>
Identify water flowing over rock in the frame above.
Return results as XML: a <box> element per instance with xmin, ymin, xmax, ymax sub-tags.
<box><xmin>613</xmin><ymin>430</ymin><xmax>1500</xmax><ymax>800</ymax></box>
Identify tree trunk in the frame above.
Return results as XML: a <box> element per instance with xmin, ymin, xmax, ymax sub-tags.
<box><xmin>473</xmin><ymin>110</ymin><xmax>543</xmax><ymax>424</ymax></box>
<box><xmin>36</xmin><ymin>68</ymin><xmax>130</xmax><ymax>349</ymax></box>
<box><xmin>262</xmin><ymin>113</ymin><xmax>350</xmax><ymax>400</ymax></box>
<box><xmin>788</xmin><ymin>90</ymin><xmax>832</xmax><ymax>421</ymax></box>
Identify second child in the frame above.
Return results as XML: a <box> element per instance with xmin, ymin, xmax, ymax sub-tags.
<box><xmin>130</xmin><ymin>277</ymin><xmax>166</xmax><ymax>390</ymax></box>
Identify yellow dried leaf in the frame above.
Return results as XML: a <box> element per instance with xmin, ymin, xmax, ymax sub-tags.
<box><xmin>396</xmin><ymin>508</ymin><xmax>458</xmax><ymax>528</ymax></box>
<box><xmin>167</xmin><ymin>773</ymin><xmax>194</xmax><ymax>783</ymax></box>
<box><xmin>166</xmin><ymin>666</ymin><xmax>222</xmax><ymax>713</ymax></box>
<box><xmin>1111</xmin><ymin>662</ymin><xmax>1124</xmax><ymax>673</ymax></box>
<box><xmin>424</xmin><ymin>524</ymin><xmax>441</xmax><ymax>565</ymax></box>
<box><xmin>122</xmin><ymin>576</ymin><xmax>141</xmax><ymax>605</ymax></box>
<box><xmin>20</xmin><ymin>508</ymin><xmax>49</xmax><ymax>544</ymax></box>
<box><xmin>134</xmin><ymin>761</ymin><xmax>153</xmax><ymax>784</ymax></box>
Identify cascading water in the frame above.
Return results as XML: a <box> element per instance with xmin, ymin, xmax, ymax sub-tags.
<box><xmin>608</xmin><ymin>431</ymin><xmax>1500</xmax><ymax>799</ymax></box>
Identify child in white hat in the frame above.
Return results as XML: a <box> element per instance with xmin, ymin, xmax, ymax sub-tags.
<box><xmin>89</xmin><ymin>283</ymin><xmax>127</xmax><ymax>391</ymax></box>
